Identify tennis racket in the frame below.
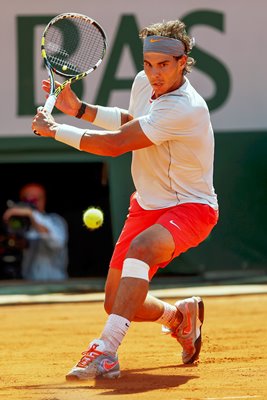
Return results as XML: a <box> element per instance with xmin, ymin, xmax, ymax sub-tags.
<box><xmin>41</xmin><ymin>12</ymin><xmax>107</xmax><ymax>114</ymax></box>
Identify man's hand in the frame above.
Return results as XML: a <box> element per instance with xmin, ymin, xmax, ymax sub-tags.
<box><xmin>32</xmin><ymin>108</ymin><xmax>59</xmax><ymax>138</ymax></box>
<box><xmin>3</xmin><ymin>206</ymin><xmax>33</xmax><ymax>224</ymax></box>
<box><xmin>42</xmin><ymin>80</ymin><xmax>81</xmax><ymax>116</ymax></box>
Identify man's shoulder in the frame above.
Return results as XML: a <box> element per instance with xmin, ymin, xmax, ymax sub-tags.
<box><xmin>41</xmin><ymin>211</ymin><xmax>67</xmax><ymax>225</ymax></box>
<box><xmin>134</xmin><ymin>70</ymin><xmax>148</xmax><ymax>84</ymax></box>
<box><xmin>132</xmin><ymin>71</ymin><xmax>150</xmax><ymax>96</ymax></box>
<box><xmin>49</xmin><ymin>212</ymin><xmax>66</xmax><ymax>221</ymax></box>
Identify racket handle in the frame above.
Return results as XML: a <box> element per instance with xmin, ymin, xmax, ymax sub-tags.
<box><xmin>44</xmin><ymin>95</ymin><xmax>56</xmax><ymax>114</ymax></box>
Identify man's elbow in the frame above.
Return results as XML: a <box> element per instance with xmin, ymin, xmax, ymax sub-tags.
<box><xmin>105</xmin><ymin>139</ymin><xmax>130</xmax><ymax>157</ymax></box>
<box><xmin>107</xmin><ymin>146</ymin><xmax>128</xmax><ymax>157</ymax></box>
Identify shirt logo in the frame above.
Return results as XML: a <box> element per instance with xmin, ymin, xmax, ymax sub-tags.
<box><xmin>170</xmin><ymin>220</ymin><xmax>181</xmax><ymax>230</ymax></box>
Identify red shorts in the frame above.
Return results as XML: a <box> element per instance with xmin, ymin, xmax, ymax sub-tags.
<box><xmin>109</xmin><ymin>193</ymin><xmax>219</xmax><ymax>280</ymax></box>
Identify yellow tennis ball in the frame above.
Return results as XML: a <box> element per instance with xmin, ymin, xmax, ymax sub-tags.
<box><xmin>83</xmin><ymin>207</ymin><xmax>104</xmax><ymax>230</ymax></box>
<box><xmin>62</xmin><ymin>65</ymin><xmax>67</xmax><ymax>71</ymax></box>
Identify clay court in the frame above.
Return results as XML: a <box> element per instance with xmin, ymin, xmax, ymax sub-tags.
<box><xmin>1</xmin><ymin>286</ymin><xmax>267</xmax><ymax>400</ymax></box>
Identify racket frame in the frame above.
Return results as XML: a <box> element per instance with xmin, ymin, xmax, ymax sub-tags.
<box><xmin>41</xmin><ymin>12</ymin><xmax>107</xmax><ymax>113</ymax></box>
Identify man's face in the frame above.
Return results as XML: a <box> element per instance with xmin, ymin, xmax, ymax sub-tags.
<box><xmin>20</xmin><ymin>185</ymin><xmax>46</xmax><ymax>212</ymax></box>
<box><xmin>143</xmin><ymin>53</ymin><xmax>187</xmax><ymax>98</ymax></box>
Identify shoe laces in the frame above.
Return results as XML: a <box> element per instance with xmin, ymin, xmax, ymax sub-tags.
<box><xmin>77</xmin><ymin>343</ymin><xmax>103</xmax><ymax>368</ymax></box>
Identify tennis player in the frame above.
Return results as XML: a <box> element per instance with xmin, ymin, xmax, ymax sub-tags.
<box><xmin>32</xmin><ymin>18</ymin><xmax>219</xmax><ymax>380</ymax></box>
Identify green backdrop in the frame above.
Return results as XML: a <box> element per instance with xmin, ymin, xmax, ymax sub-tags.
<box><xmin>0</xmin><ymin>130</ymin><xmax>266</xmax><ymax>279</ymax></box>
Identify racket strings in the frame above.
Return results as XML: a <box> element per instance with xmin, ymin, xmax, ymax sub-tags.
<box><xmin>44</xmin><ymin>17</ymin><xmax>106</xmax><ymax>75</ymax></box>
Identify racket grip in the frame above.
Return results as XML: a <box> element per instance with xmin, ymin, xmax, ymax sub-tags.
<box><xmin>44</xmin><ymin>95</ymin><xmax>56</xmax><ymax>114</ymax></box>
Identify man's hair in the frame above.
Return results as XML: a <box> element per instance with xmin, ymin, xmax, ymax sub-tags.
<box><xmin>139</xmin><ymin>19</ymin><xmax>195</xmax><ymax>74</ymax></box>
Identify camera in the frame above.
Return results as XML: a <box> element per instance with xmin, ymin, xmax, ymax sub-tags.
<box><xmin>0</xmin><ymin>200</ymin><xmax>34</xmax><ymax>279</ymax></box>
<box><xmin>5</xmin><ymin>200</ymin><xmax>35</xmax><ymax>235</ymax></box>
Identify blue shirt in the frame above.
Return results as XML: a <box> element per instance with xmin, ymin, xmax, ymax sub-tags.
<box><xmin>21</xmin><ymin>210</ymin><xmax>69</xmax><ymax>281</ymax></box>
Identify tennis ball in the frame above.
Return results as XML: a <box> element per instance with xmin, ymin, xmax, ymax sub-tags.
<box><xmin>83</xmin><ymin>207</ymin><xmax>104</xmax><ymax>230</ymax></box>
<box><xmin>62</xmin><ymin>65</ymin><xmax>67</xmax><ymax>71</ymax></box>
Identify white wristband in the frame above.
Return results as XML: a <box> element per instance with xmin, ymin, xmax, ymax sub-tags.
<box><xmin>55</xmin><ymin>124</ymin><xmax>85</xmax><ymax>150</ymax></box>
<box><xmin>93</xmin><ymin>106</ymin><xmax>124</xmax><ymax>130</ymax></box>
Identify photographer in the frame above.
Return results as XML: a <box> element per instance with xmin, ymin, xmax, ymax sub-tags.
<box><xmin>2</xmin><ymin>182</ymin><xmax>69</xmax><ymax>281</ymax></box>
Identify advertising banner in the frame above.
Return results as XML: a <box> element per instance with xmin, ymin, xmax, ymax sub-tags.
<box><xmin>0</xmin><ymin>0</ymin><xmax>266</xmax><ymax>136</ymax></box>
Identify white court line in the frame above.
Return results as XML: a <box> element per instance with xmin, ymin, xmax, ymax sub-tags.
<box><xmin>0</xmin><ymin>284</ymin><xmax>267</xmax><ymax>306</ymax></box>
<box><xmin>195</xmin><ymin>396</ymin><xmax>261</xmax><ymax>400</ymax></box>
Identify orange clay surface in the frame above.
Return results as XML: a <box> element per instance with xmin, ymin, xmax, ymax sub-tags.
<box><xmin>0</xmin><ymin>294</ymin><xmax>266</xmax><ymax>400</ymax></box>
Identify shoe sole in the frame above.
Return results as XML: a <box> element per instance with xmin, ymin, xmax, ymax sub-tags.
<box><xmin>66</xmin><ymin>374</ymin><xmax>80</xmax><ymax>382</ymax></box>
<box><xmin>65</xmin><ymin>371</ymin><xmax>121</xmax><ymax>381</ymax></box>
<box><xmin>185</xmin><ymin>296</ymin><xmax>204</xmax><ymax>364</ymax></box>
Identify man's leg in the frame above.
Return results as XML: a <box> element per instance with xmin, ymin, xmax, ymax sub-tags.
<box><xmin>104</xmin><ymin>267</ymin><xmax>203</xmax><ymax>363</ymax></box>
<box><xmin>103</xmin><ymin>265</ymin><xmax>204</xmax><ymax>365</ymax></box>
<box><xmin>65</xmin><ymin>225</ymin><xmax>203</xmax><ymax>381</ymax></box>
<box><xmin>65</xmin><ymin>261</ymin><xmax>151</xmax><ymax>381</ymax></box>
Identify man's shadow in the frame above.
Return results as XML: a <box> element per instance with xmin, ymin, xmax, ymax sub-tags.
<box><xmin>70</xmin><ymin>364</ymin><xmax>199</xmax><ymax>395</ymax></box>
<box><xmin>7</xmin><ymin>364</ymin><xmax>199</xmax><ymax>396</ymax></box>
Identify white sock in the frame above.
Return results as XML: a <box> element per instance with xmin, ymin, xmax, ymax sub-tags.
<box><xmin>101</xmin><ymin>314</ymin><xmax>130</xmax><ymax>354</ymax></box>
<box><xmin>155</xmin><ymin>301</ymin><xmax>178</xmax><ymax>329</ymax></box>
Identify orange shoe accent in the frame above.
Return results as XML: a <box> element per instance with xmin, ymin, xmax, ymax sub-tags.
<box><xmin>77</xmin><ymin>343</ymin><xmax>103</xmax><ymax>368</ymax></box>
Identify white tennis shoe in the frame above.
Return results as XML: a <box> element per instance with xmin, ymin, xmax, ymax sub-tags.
<box><xmin>162</xmin><ymin>296</ymin><xmax>204</xmax><ymax>364</ymax></box>
<box><xmin>66</xmin><ymin>339</ymin><xmax>120</xmax><ymax>381</ymax></box>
